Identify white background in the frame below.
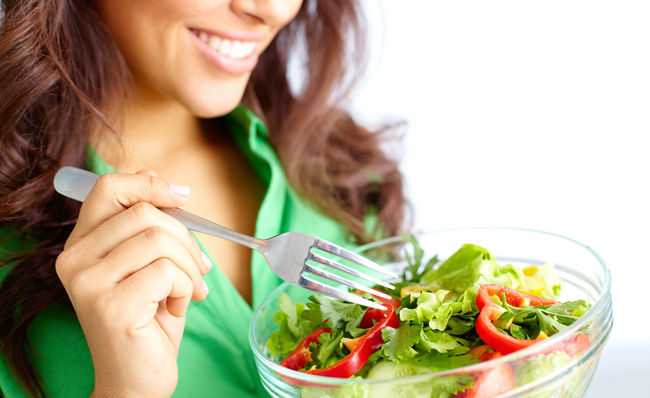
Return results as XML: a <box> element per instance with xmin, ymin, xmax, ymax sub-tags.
<box><xmin>351</xmin><ymin>1</ymin><xmax>649</xmax><ymax>396</ymax></box>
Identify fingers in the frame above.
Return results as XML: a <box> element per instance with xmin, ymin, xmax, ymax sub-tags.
<box><xmin>117</xmin><ymin>258</ymin><xmax>194</xmax><ymax>319</ymax></box>
<box><xmin>95</xmin><ymin>226</ymin><xmax>208</xmax><ymax>301</ymax></box>
<box><xmin>67</xmin><ymin>172</ymin><xmax>191</xmax><ymax>247</ymax></box>
<box><xmin>135</xmin><ymin>170</ymin><xmax>158</xmax><ymax>177</ymax></box>
<box><xmin>63</xmin><ymin>202</ymin><xmax>210</xmax><ymax>276</ymax></box>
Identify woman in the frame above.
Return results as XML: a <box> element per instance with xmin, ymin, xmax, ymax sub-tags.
<box><xmin>0</xmin><ymin>0</ymin><xmax>406</xmax><ymax>397</ymax></box>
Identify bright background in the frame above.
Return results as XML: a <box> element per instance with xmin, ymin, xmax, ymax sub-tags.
<box><xmin>350</xmin><ymin>1</ymin><xmax>649</xmax><ymax>396</ymax></box>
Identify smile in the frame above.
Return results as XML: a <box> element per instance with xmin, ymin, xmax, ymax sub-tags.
<box><xmin>193</xmin><ymin>29</ymin><xmax>257</xmax><ymax>60</ymax></box>
<box><xmin>189</xmin><ymin>28</ymin><xmax>261</xmax><ymax>75</ymax></box>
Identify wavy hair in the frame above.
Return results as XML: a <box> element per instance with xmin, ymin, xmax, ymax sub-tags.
<box><xmin>0</xmin><ymin>0</ymin><xmax>408</xmax><ymax>396</ymax></box>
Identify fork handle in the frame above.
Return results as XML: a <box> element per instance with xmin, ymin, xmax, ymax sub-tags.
<box><xmin>53</xmin><ymin>167</ymin><xmax>268</xmax><ymax>253</ymax></box>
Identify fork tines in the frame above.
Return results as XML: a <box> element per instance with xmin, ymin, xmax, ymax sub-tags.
<box><xmin>300</xmin><ymin>239</ymin><xmax>400</xmax><ymax>310</ymax></box>
<box><xmin>299</xmin><ymin>276</ymin><xmax>388</xmax><ymax>310</ymax></box>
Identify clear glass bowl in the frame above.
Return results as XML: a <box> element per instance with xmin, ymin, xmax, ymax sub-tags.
<box><xmin>249</xmin><ymin>227</ymin><xmax>613</xmax><ymax>398</ymax></box>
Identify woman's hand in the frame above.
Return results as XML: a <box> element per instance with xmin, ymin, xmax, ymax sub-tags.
<box><xmin>55</xmin><ymin>171</ymin><xmax>212</xmax><ymax>398</ymax></box>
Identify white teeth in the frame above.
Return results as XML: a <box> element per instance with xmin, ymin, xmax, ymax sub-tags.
<box><xmin>197</xmin><ymin>30</ymin><xmax>256</xmax><ymax>59</ymax></box>
<box><xmin>218</xmin><ymin>39</ymin><xmax>231</xmax><ymax>56</ymax></box>
<box><xmin>231</xmin><ymin>40</ymin><xmax>243</xmax><ymax>59</ymax></box>
<box><xmin>242</xmin><ymin>42</ymin><xmax>256</xmax><ymax>57</ymax></box>
<box><xmin>207</xmin><ymin>35</ymin><xmax>221</xmax><ymax>50</ymax></box>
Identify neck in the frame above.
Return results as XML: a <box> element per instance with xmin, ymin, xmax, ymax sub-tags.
<box><xmin>92</xmin><ymin>83</ymin><xmax>206</xmax><ymax>173</ymax></box>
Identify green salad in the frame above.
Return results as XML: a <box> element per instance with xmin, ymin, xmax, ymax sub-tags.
<box><xmin>266</xmin><ymin>235</ymin><xmax>592</xmax><ymax>398</ymax></box>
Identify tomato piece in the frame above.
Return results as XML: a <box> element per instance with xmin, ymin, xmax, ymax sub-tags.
<box><xmin>456</xmin><ymin>349</ymin><xmax>515</xmax><ymax>398</ymax></box>
<box><xmin>455</xmin><ymin>362</ymin><xmax>516</xmax><ymax>398</ymax></box>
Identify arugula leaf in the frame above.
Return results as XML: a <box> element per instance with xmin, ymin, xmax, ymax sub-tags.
<box><xmin>400</xmin><ymin>233</ymin><xmax>439</xmax><ymax>283</ymax></box>
<box><xmin>509</xmin><ymin>323</ymin><xmax>529</xmax><ymax>340</ymax></box>
<box><xmin>380</xmin><ymin>324</ymin><xmax>421</xmax><ymax>363</ymax></box>
<box><xmin>498</xmin><ymin>297</ymin><xmax>591</xmax><ymax>338</ymax></box>
<box><xmin>267</xmin><ymin>293</ymin><xmax>313</xmax><ymax>357</ymax></box>
<box><xmin>301</xmin><ymin>295</ymin><xmax>366</xmax><ymax>331</ymax></box>
<box><xmin>348</xmin><ymin>327</ymin><xmax>370</xmax><ymax>339</ymax></box>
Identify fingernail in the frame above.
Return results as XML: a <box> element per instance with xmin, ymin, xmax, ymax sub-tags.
<box><xmin>169</xmin><ymin>183</ymin><xmax>190</xmax><ymax>197</ymax></box>
<box><xmin>201</xmin><ymin>251</ymin><xmax>212</xmax><ymax>270</ymax></box>
<box><xmin>203</xmin><ymin>280</ymin><xmax>209</xmax><ymax>295</ymax></box>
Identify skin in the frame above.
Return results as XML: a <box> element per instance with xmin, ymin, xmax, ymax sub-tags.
<box><xmin>55</xmin><ymin>0</ymin><xmax>302</xmax><ymax>396</ymax></box>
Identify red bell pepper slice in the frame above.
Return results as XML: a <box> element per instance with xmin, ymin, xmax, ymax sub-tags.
<box><xmin>475</xmin><ymin>284</ymin><xmax>559</xmax><ymax>355</ymax></box>
<box><xmin>280</xmin><ymin>304</ymin><xmax>399</xmax><ymax>378</ymax></box>
<box><xmin>475</xmin><ymin>284</ymin><xmax>595</xmax><ymax>357</ymax></box>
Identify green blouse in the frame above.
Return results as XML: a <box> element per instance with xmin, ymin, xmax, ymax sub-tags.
<box><xmin>0</xmin><ymin>106</ymin><xmax>357</xmax><ymax>397</ymax></box>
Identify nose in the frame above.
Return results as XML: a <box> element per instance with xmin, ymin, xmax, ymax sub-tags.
<box><xmin>230</xmin><ymin>0</ymin><xmax>302</xmax><ymax>27</ymax></box>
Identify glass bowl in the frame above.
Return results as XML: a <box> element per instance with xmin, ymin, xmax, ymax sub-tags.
<box><xmin>249</xmin><ymin>227</ymin><xmax>613</xmax><ymax>398</ymax></box>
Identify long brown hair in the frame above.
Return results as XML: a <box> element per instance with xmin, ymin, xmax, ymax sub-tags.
<box><xmin>0</xmin><ymin>0</ymin><xmax>408</xmax><ymax>396</ymax></box>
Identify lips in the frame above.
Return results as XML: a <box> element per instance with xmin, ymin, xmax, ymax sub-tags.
<box><xmin>189</xmin><ymin>28</ymin><xmax>261</xmax><ymax>75</ymax></box>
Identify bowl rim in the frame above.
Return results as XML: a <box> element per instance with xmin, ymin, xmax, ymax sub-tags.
<box><xmin>249</xmin><ymin>226</ymin><xmax>613</xmax><ymax>385</ymax></box>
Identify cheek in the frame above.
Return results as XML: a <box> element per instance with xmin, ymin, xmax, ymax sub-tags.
<box><xmin>95</xmin><ymin>0</ymin><xmax>245</xmax><ymax>117</ymax></box>
<box><xmin>94</xmin><ymin>0</ymin><xmax>189</xmax><ymax>93</ymax></box>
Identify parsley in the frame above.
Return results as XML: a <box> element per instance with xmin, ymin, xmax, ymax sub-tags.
<box><xmin>309</xmin><ymin>331</ymin><xmax>345</xmax><ymax>369</ymax></box>
<box><xmin>301</xmin><ymin>295</ymin><xmax>367</xmax><ymax>331</ymax></box>
<box><xmin>380</xmin><ymin>324</ymin><xmax>421</xmax><ymax>363</ymax></box>
<box><xmin>414</xmin><ymin>346</ymin><xmax>479</xmax><ymax>371</ymax></box>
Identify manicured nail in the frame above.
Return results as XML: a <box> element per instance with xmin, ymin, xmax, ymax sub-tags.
<box><xmin>203</xmin><ymin>280</ymin><xmax>209</xmax><ymax>295</ymax></box>
<box><xmin>201</xmin><ymin>251</ymin><xmax>212</xmax><ymax>270</ymax></box>
<box><xmin>169</xmin><ymin>183</ymin><xmax>190</xmax><ymax>197</ymax></box>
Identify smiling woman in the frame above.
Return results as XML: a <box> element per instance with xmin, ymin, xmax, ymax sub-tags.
<box><xmin>0</xmin><ymin>0</ymin><xmax>407</xmax><ymax>397</ymax></box>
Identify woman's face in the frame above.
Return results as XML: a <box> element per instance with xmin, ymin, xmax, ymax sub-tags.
<box><xmin>93</xmin><ymin>0</ymin><xmax>303</xmax><ymax>117</ymax></box>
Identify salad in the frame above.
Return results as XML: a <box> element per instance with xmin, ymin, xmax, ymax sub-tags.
<box><xmin>266</xmin><ymin>235</ymin><xmax>591</xmax><ymax>397</ymax></box>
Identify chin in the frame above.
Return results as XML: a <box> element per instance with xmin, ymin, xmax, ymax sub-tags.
<box><xmin>177</xmin><ymin>75</ymin><xmax>250</xmax><ymax>119</ymax></box>
<box><xmin>188</xmin><ymin>96</ymin><xmax>242</xmax><ymax>119</ymax></box>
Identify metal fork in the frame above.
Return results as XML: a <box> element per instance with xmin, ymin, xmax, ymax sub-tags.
<box><xmin>53</xmin><ymin>167</ymin><xmax>397</xmax><ymax>310</ymax></box>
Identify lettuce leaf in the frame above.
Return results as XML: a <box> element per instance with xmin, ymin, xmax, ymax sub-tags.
<box><xmin>421</xmin><ymin>244</ymin><xmax>493</xmax><ymax>287</ymax></box>
<box><xmin>516</xmin><ymin>351</ymin><xmax>573</xmax><ymax>386</ymax></box>
<box><xmin>266</xmin><ymin>293</ymin><xmax>313</xmax><ymax>357</ymax></box>
<box><xmin>399</xmin><ymin>290</ymin><xmax>449</xmax><ymax>323</ymax></box>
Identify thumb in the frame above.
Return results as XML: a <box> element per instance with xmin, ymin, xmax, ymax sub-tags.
<box><xmin>70</xmin><ymin>171</ymin><xmax>190</xmax><ymax>244</ymax></box>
